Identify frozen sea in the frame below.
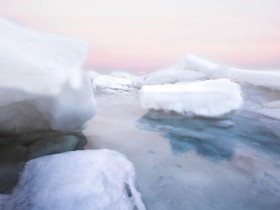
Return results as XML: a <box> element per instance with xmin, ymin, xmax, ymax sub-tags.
<box><xmin>84</xmin><ymin>94</ymin><xmax>280</xmax><ymax>210</ymax></box>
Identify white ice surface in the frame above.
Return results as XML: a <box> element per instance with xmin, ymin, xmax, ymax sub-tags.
<box><xmin>139</xmin><ymin>79</ymin><xmax>243</xmax><ymax>117</ymax></box>
<box><xmin>93</xmin><ymin>75</ymin><xmax>133</xmax><ymax>93</ymax></box>
<box><xmin>241</xmin><ymin>84</ymin><xmax>280</xmax><ymax>120</ymax></box>
<box><xmin>86</xmin><ymin>70</ymin><xmax>100</xmax><ymax>81</ymax></box>
<box><xmin>172</xmin><ymin>54</ymin><xmax>280</xmax><ymax>91</ymax></box>
<box><xmin>2</xmin><ymin>149</ymin><xmax>145</xmax><ymax>210</ymax></box>
<box><xmin>0</xmin><ymin>18</ymin><xmax>96</xmax><ymax>132</ymax></box>
<box><xmin>143</xmin><ymin>69</ymin><xmax>205</xmax><ymax>85</ymax></box>
<box><xmin>110</xmin><ymin>71</ymin><xmax>144</xmax><ymax>88</ymax></box>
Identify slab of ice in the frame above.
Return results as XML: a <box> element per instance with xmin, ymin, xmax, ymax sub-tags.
<box><xmin>138</xmin><ymin>79</ymin><xmax>243</xmax><ymax>117</ymax></box>
<box><xmin>143</xmin><ymin>69</ymin><xmax>205</xmax><ymax>85</ymax></box>
<box><xmin>2</xmin><ymin>149</ymin><xmax>145</xmax><ymax>210</ymax></box>
<box><xmin>0</xmin><ymin>18</ymin><xmax>96</xmax><ymax>133</ymax></box>
<box><xmin>172</xmin><ymin>54</ymin><xmax>280</xmax><ymax>91</ymax></box>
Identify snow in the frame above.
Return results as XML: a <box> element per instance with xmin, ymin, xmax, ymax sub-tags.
<box><xmin>2</xmin><ymin>149</ymin><xmax>145</xmax><ymax>210</ymax></box>
<box><xmin>172</xmin><ymin>54</ymin><xmax>280</xmax><ymax>91</ymax></box>
<box><xmin>138</xmin><ymin>79</ymin><xmax>243</xmax><ymax>117</ymax></box>
<box><xmin>0</xmin><ymin>18</ymin><xmax>96</xmax><ymax>133</ymax></box>
<box><xmin>143</xmin><ymin>69</ymin><xmax>205</xmax><ymax>85</ymax></box>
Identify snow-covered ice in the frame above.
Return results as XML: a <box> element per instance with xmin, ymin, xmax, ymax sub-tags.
<box><xmin>110</xmin><ymin>71</ymin><xmax>144</xmax><ymax>88</ymax></box>
<box><xmin>91</xmin><ymin>71</ymin><xmax>145</xmax><ymax>94</ymax></box>
<box><xmin>93</xmin><ymin>75</ymin><xmax>133</xmax><ymax>93</ymax></box>
<box><xmin>86</xmin><ymin>70</ymin><xmax>100</xmax><ymax>81</ymax></box>
<box><xmin>171</xmin><ymin>54</ymin><xmax>280</xmax><ymax>91</ymax></box>
<box><xmin>2</xmin><ymin>149</ymin><xmax>145</xmax><ymax>210</ymax></box>
<box><xmin>241</xmin><ymin>84</ymin><xmax>280</xmax><ymax>120</ymax></box>
<box><xmin>0</xmin><ymin>18</ymin><xmax>96</xmax><ymax>133</ymax></box>
<box><xmin>143</xmin><ymin>69</ymin><xmax>205</xmax><ymax>85</ymax></box>
<box><xmin>1</xmin><ymin>16</ymin><xmax>279</xmax><ymax>210</ymax></box>
<box><xmin>143</xmin><ymin>54</ymin><xmax>279</xmax><ymax>119</ymax></box>
<box><xmin>138</xmin><ymin>79</ymin><xmax>243</xmax><ymax>117</ymax></box>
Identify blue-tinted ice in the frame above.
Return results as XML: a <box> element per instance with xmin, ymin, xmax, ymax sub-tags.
<box><xmin>85</xmin><ymin>94</ymin><xmax>280</xmax><ymax>210</ymax></box>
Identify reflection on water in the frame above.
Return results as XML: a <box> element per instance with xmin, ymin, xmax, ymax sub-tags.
<box><xmin>138</xmin><ymin>112</ymin><xmax>236</xmax><ymax>161</ymax></box>
<box><xmin>138</xmin><ymin>110</ymin><xmax>280</xmax><ymax>161</ymax></box>
<box><xmin>85</xmin><ymin>94</ymin><xmax>280</xmax><ymax>210</ymax></box>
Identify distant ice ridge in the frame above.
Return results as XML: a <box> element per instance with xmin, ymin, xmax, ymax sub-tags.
<box><xmin>139</xmin><ymin>79</ymin><xmax>243</xmax><ymax>117</ymax></box>
<box><xmin>166</xmin><ymin>54</ymin><xmax>280</xmax><ymax>119</ymax></box>
<box><xmin>0</xmin><ymin>18</ymin><xmax>96</xmax><ymax>133</ymax></box>
<box><xmin>142</xmin><ymin>69</ymin><xmax>206</xmax><ymax>85</ymax></box>
<box><xmin>110</xmin><ymin>71</ymin><xmax>144</xmax><ymax>88</ymax></box>
<box><xmin>93</xmin><ymin>75</ymin><xmax>132</xmax><ymax>93</ymax></box>
<box><xmin>173</xmin><ymin>54</ymin><xmax>280</xmax><ymax>91</ymax></box>
<box><xmin>1</xmin><ymin>150</ymin><xmax>145</xmax><ymax>210</ymax></box>
<box><xmin>91</xmin><ymin>71</ymin><xmax>143</xmax><ymax>94</ymax></box>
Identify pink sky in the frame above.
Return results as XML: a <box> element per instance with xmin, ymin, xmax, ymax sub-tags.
<box><xmin>1</xmin><ymin>0</ymin><xmax>280</xmax><ymax>72</ymax></box>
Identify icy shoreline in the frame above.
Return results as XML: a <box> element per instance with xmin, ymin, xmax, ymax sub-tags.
<box><xmin>0</xmin><ymin>16</ymin><xmax>279</xmax><ymax>210</ymax></box>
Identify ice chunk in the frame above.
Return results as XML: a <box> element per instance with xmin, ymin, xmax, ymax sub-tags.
<box><xmin>110</xmin><ymin>71</ymin><xmax>144</xmax><ymax>88</ymax></box>
<box><xmin>110</xmin><ymin>71</ymin><xmax>137</xmax><ymax>80</ymax></box>
<box><xmin>138</xmin><ymin>79</ymin><xmax>243</xmax><ymax>117</ymax></box>
<box><xmin>3</xmin><ymin>150</ymin><xmax>145</xmax><ymax>210</ymax></box>
<box><xmin>143</xmin><ymin>69</ymin><xmax>205</xmax><ymax>85</ymax></box>
<box><xmin>93</xmin><ymin>75</ymin><xmax>133</xmax><ymax>93</ymax></box>
<box><xmin>228</xmin><ymin>69</ymin><xmax>280</xmax><ymax>91</ymax></box>
<box><xmin>241</xmin><ymin>84</ymin><xmax>280</xmax><ymax>120</ymax></box>
<box><xmin>172</xmin><ymin>54</ymin><xmax>280</xmax><ymax>91</ymax></box>
<box><xmin>173</xmin><ymin>54</ymin><xmax>226</xmax><ymax>78</ymax></box>
<box><xmin>0</xmin><ymin>18</ymin><xmax>96</xmax><ymax>133</ymax></box>
<box><xmin>86</xmin><ymin>70</ymin><xmax>100</xmax><ymax>81</ymax></box>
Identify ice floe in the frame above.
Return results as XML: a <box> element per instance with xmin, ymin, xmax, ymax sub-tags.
<box><xmin>0</xmin><ymin>18</ymin><xmax>96</xmax><ymax>133</ymax></box>
<box><xmin>139</xmin><ymin>79</ymin><xmax>243</xmax><ymax>117</ymax></box>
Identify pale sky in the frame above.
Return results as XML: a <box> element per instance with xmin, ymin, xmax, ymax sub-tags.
<box><xmin>1</xmin><ymin>0</ymin><xmax>280</xmax><ymax>72</ymax></box>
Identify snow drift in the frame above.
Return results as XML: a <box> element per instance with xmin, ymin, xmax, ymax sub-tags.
<box><xmin>2</xmin><ymin>149</ymin><xmax>145</xmax><ymax>210</ymax></box>
<box><xmin>139</xmin><ymin>79</ymin><xmax>243</xmax><ymax>117</ymax></box>
<box><xmin>0</xmin><ymin>18</ymin><xmax>96</xmax><ymax>133</ymax></box>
